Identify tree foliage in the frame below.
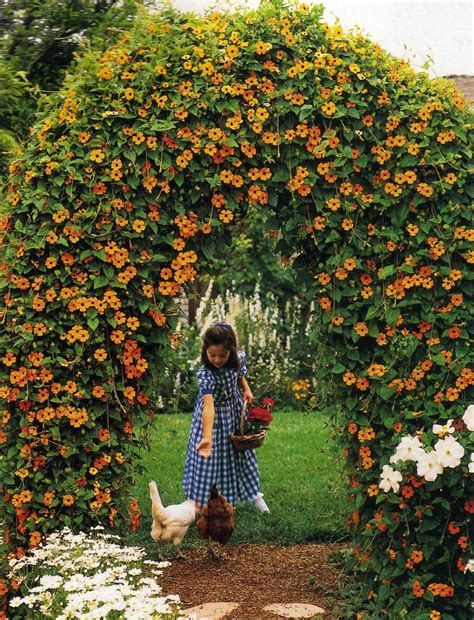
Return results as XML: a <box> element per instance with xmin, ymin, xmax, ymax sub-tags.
<box><xmin>0</xmin><ymin>0</ymin><xmax>140</xmax><ymax>172</ymax></box>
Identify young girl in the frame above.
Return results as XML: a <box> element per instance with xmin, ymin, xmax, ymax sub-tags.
<box><xmin>182</xmin><ymin>323</ymin><xmax>269</xmax><ymax>512</ymax></box>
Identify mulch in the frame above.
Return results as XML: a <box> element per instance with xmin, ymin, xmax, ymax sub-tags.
<box><xmin>161</xmin><ymin>542</ymin><xmax>346</xmax><ymax>619</ymax></box>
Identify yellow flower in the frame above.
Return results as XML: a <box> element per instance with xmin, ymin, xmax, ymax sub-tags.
<box><xmin>132</xmin><ymin>219</ymin><xmax>146</xmax><ymax>233</ymax></box>
<box><xmin>90</xmin><ymin>149</ymin><xmax>105</xmax><ymax>163</ymax></box>
<box><xmin>255</xmin><ymin>40</ymin><xmax>272</xmax><ymax>55</ymax></box>
<box><xmin>97</xmin><ymin>66</ymin><xmax>113</xmax><ymax>80</ymax></box>
<box><xmin>321</xmin><ymin>101</ymin><xmax>336</xmax><ymax>116</ymax></box>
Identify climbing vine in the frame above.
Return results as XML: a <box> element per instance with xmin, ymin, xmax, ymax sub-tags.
<box><xmin>0</xmin><ymin>2</ymin><xmax>472</xmax><ymax>617</ymax></box>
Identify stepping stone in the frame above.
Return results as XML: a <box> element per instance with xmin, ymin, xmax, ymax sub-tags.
<box><xmin>183</xmin><ymin>602</ymin><xmax>240</xmax><ymax>619</ymax></box>
<box><xmin>263</xmin><ymin>603</ymin><xmax>326</xmax><ymax>618</ymax></box>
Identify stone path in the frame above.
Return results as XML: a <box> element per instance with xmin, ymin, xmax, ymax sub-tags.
<box><xmin>161</xmin><ymin>542</ymin><xmax>343</xmax><ymax>620</ymax></box>
<box><xmin>183</xmin><ymin>602</ymin><xmax>326</xmax><ymax>619</ymax></box>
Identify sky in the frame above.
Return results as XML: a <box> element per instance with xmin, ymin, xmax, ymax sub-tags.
<box><xmin>166</xmin><ymin>0</ymin><xmax>473</xmax><ymax>77</ymax></box>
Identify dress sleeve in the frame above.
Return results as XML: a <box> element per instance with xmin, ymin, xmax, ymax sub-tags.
<box><xmin>238</xmin><ymin>351</ymin><xmax>247</xmax><ymax>378</ymax></box>
<box><xmin>197</xmin><ymin>366</ymin><xmax>217</xmax><ymax>395</ymax></box>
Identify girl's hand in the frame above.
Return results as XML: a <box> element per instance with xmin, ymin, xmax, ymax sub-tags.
<box><xmin>243</xmin><ymin>389</ymin><xmax>254</xmax><ymax>404</ymax></box>
<box><xmin>196</xmin><ymin>438</ymin><xmax>212</xmax><ymax>458</ymax></box>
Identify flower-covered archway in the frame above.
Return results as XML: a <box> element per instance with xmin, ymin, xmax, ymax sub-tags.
<box><xmin>1</xmin><ymin>2</ymin><xmax>471</xmax><ymax>617</ymax></box>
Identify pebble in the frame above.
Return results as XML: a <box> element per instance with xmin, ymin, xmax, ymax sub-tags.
<box><xmin>262</xmin><ymin>603</ymin><xmax>326</xmax><ymax>618</ymax></box>
<box><xmin>183</xmin><ymin>602</ymin><xmax>240</xmax><ymax>619</ymax></box>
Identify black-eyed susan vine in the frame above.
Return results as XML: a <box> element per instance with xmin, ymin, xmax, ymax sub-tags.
<box><xmin>0</xmin><ymin>2</ymin><xmax>472</xmax><ymax>617</ymax></box>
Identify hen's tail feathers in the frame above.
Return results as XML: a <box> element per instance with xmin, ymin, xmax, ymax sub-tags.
<box><xmin>149</xmin><ymin>481</ymin><xmax>167</xmax><ymax>520</ymax></box>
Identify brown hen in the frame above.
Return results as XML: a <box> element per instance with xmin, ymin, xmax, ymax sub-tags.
<box><xmin>196</xmin><ymin>484</ymin><xmax>235</xmax><ymax>558</ymax></box>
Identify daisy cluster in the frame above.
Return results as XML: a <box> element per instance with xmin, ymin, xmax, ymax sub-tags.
<box><xmin>8</xmin><ymin>527</ymin><xmax>182</xmax><ymax>619</ymax></box>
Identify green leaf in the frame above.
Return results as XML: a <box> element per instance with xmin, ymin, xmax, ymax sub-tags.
<box><xmin>150</xmin><ymin>119</ymin><xmax>176</xmax><ymax>131</ymax></box>
<box><xmin>87</xmin><ymin>316</ymin><xmax>99</xmax><ymax>331</ymax></box>
<box><xmin>299</xmin><ymin>105</ymin><xmax>314</xmax><ymax>120</ymax></box>
<box><xmin>379</xmin><ymin>265</ymin><xmax>396</xmax><ymax>280</ymax></box>
<box><xmin>378</xmin><ymin>385</ymin><xmax>395</xmax><ymax>401</ymax></box>
<box><xmin>365</xmin><ymin>305</ymin><xmax>383</xmax><ymax>321</ymax></box>
<box><xmin>385</xmin><ymin>307</ymin><xmax>400</xmax><ymax>326</ymax></box>
<box><xmin>93</xmin><ymin>275</ymin><xmax>111</xmax><ymax>289</ymax></box>
<box><xmin>272</xmin><ymin>168</ymin><xmax>289</xmax><ymax>182</ymax></box>
<box><xmin>201</xmin><ymin>240</ymin><xmax>215</xmax><ymax>260</ymax></box>
<box><xmin>124</xmin><ymin>149</ymin><xmax>136</xmax><ymax>164</ymax></box>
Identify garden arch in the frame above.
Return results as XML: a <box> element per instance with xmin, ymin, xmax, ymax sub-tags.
<box><xmin>1</xmin><ymin>2</ymin><xmax>471</xmax><ymax>617</ymax></box>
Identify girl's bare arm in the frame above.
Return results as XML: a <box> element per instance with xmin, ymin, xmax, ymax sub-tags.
<box><xmin>239</xmin><ymin>376</ymin><xmax>254</xmax><ymax>403</ymax></box>
<box><xmin>196</xmin><ymin>393</ymin><xmax>215</xmax><ymax>458</ymax></box>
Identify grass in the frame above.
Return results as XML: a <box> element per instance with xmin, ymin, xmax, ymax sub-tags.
<box><xmin>126</xmin><ymin>410</ymin><xmax>350</xmax><ymax>555</ymax></box>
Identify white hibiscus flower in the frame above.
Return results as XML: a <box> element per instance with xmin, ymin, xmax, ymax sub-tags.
<box><xmin>389</xmin><ymin>435</ymin><xmax>425</xmax><ymax>463</ymax></box>
<box><xmin>462</xmin><ymin>404</ymin><xmax>474</xmax><ymax>431</ymax></box>
<box><xmin>434</xmin><ymin>435</ymin><xmax>465</xmax><ymax>468</ymax></box>
<box><xmin>432</xmin><ymin>419</ymin><xmax>454</xmax><ymax>436</ymax></box>
<box><xmin>379</xmin><ymin>464</ymin><xmax>403</xmax><ymax>493</ymax></box>
<box><xmin>416</xmin><ymin>450</ymin><xmax>444</xmax><ymax>481</ymax></box>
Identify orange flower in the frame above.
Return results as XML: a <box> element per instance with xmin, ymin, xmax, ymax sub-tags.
<box><xmin>447</xmin><ymin>326</ymin><xmax>461</xmax><ymax>339</ymax></box>
<box><xmin>343</xmin><ymin>371</ymin><xmax>356</xmax><ymax>385</ymax></box>
<box><xmin>319</xmin><ymin>297</ymin><xmax>331</xmax><ymax>310</ymax></box>
<box><xmin>94</xmin><ymin>348</ymin><xmax>108</xmax><ymax>361</ymax></box>
<box><xmin>2</xmin><ymin>352</ymin><xmax>16</xmax><ymax>366</ymax></box>
<box><xmin>98</xmin><ymin>428</ymin><xmax>111</xmax><ymax>442</ymax></box>
<box><xmin>313</xmin><ymin>216</ymin><xmax>326</xmax><ymax>230</ymax></box>
<box><xmin>448</xmin><ymin>521</ymin><xmax>460</xmax><ymax>535</ymax></box>
<box><xmin>354</xmin><ymin>322</ymin><xmax>369</xmax><ymax>337</ymax></box>
<box><xmin>110</xmin><ymin>330</ymin><xmax>125</xmax><ymax>344</ymax></box>
<box><xmin>132</xmin><ymin>219</ymin><xmax>146</xmax><ymax>233</ymax></box>
<box><xmin>90</xmin><ymin>149</ymin><xmax>105</xmax><ymax>163</ymax></box>
<box><xmin>124</xmin><ymin>386</ymin><xmax>136</xmax><ymax>401</ymax></box>
<box><xmin>412</xmin><ymin>580</ymin><xmax>424</xmax><ymax>597</ymax></box>
<box><xmin>63</xmin><ymin>494</ymin><xmax>75</xmax><ymax>506</ymax></box>
<box><xmin>356</xmin><ymin>377</ymin><xmax>370</xmax><ymax>391</ymax></box>
<box><xmin>341</xmin><ymin>218</ymin><xmax>354</xmax><ymax>231</ymax></box>
<box><xmin>29</xmin><ymin>531</ymin><xmax>42</xmax><ymax>547</ymax></box>
<box><xmin>219</xmin><ymin>209</ymin><xmax>234</xmax><ymax>223</ymax></box>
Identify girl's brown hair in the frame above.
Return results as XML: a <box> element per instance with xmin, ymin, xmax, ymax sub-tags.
<box><xmin>201</xmin><ymin>323</ymin><xmax>240</xmax><ymax>370</ymax></box>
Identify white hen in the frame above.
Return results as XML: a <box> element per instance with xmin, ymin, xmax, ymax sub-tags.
<box><xmin>149</xmin><ymin>481</ymin><xmax>196</xmax><ymax>559</ymax></box>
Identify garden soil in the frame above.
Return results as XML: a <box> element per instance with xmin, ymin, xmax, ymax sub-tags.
<box><xmin>161</xmin><ymin>542</ymin><xmax>346</xmax><ymax>619</ymax></box>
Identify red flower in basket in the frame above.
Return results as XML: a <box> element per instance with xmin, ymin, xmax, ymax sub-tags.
<box><xmin>244</xmin><ymin>398</ymin><xmax>274</xmax><ymax>435</ymax></box>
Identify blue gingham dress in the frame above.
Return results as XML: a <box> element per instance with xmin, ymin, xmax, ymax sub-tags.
<box><xmin>182</xmin><ymin>351</ymin><xmax>261</xmax><ymax>506</ymax></box>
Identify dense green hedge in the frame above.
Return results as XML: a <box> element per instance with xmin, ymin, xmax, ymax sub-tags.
<box><xmin>1</xmin><ymin>2</ymin><xmax>472</xmax><ymax>617</ymax></box>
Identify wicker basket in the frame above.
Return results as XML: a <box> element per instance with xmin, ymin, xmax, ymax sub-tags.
<box><xmin>229</xmin><ymin>401</ymin><xmax>267</xmax><ymax>451</ymax></box>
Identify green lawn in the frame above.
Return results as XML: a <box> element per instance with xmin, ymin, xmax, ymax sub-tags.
<box><xmin>126</xmin><ymin>410</ymin><xmax>350</xmax><ymax>554</ymax></box>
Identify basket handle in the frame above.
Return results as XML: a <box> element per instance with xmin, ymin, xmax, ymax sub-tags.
<box><xmin>240</xmin><ymin>399</ymin><xmax>248</xmax><ymax>435</ymax></box>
